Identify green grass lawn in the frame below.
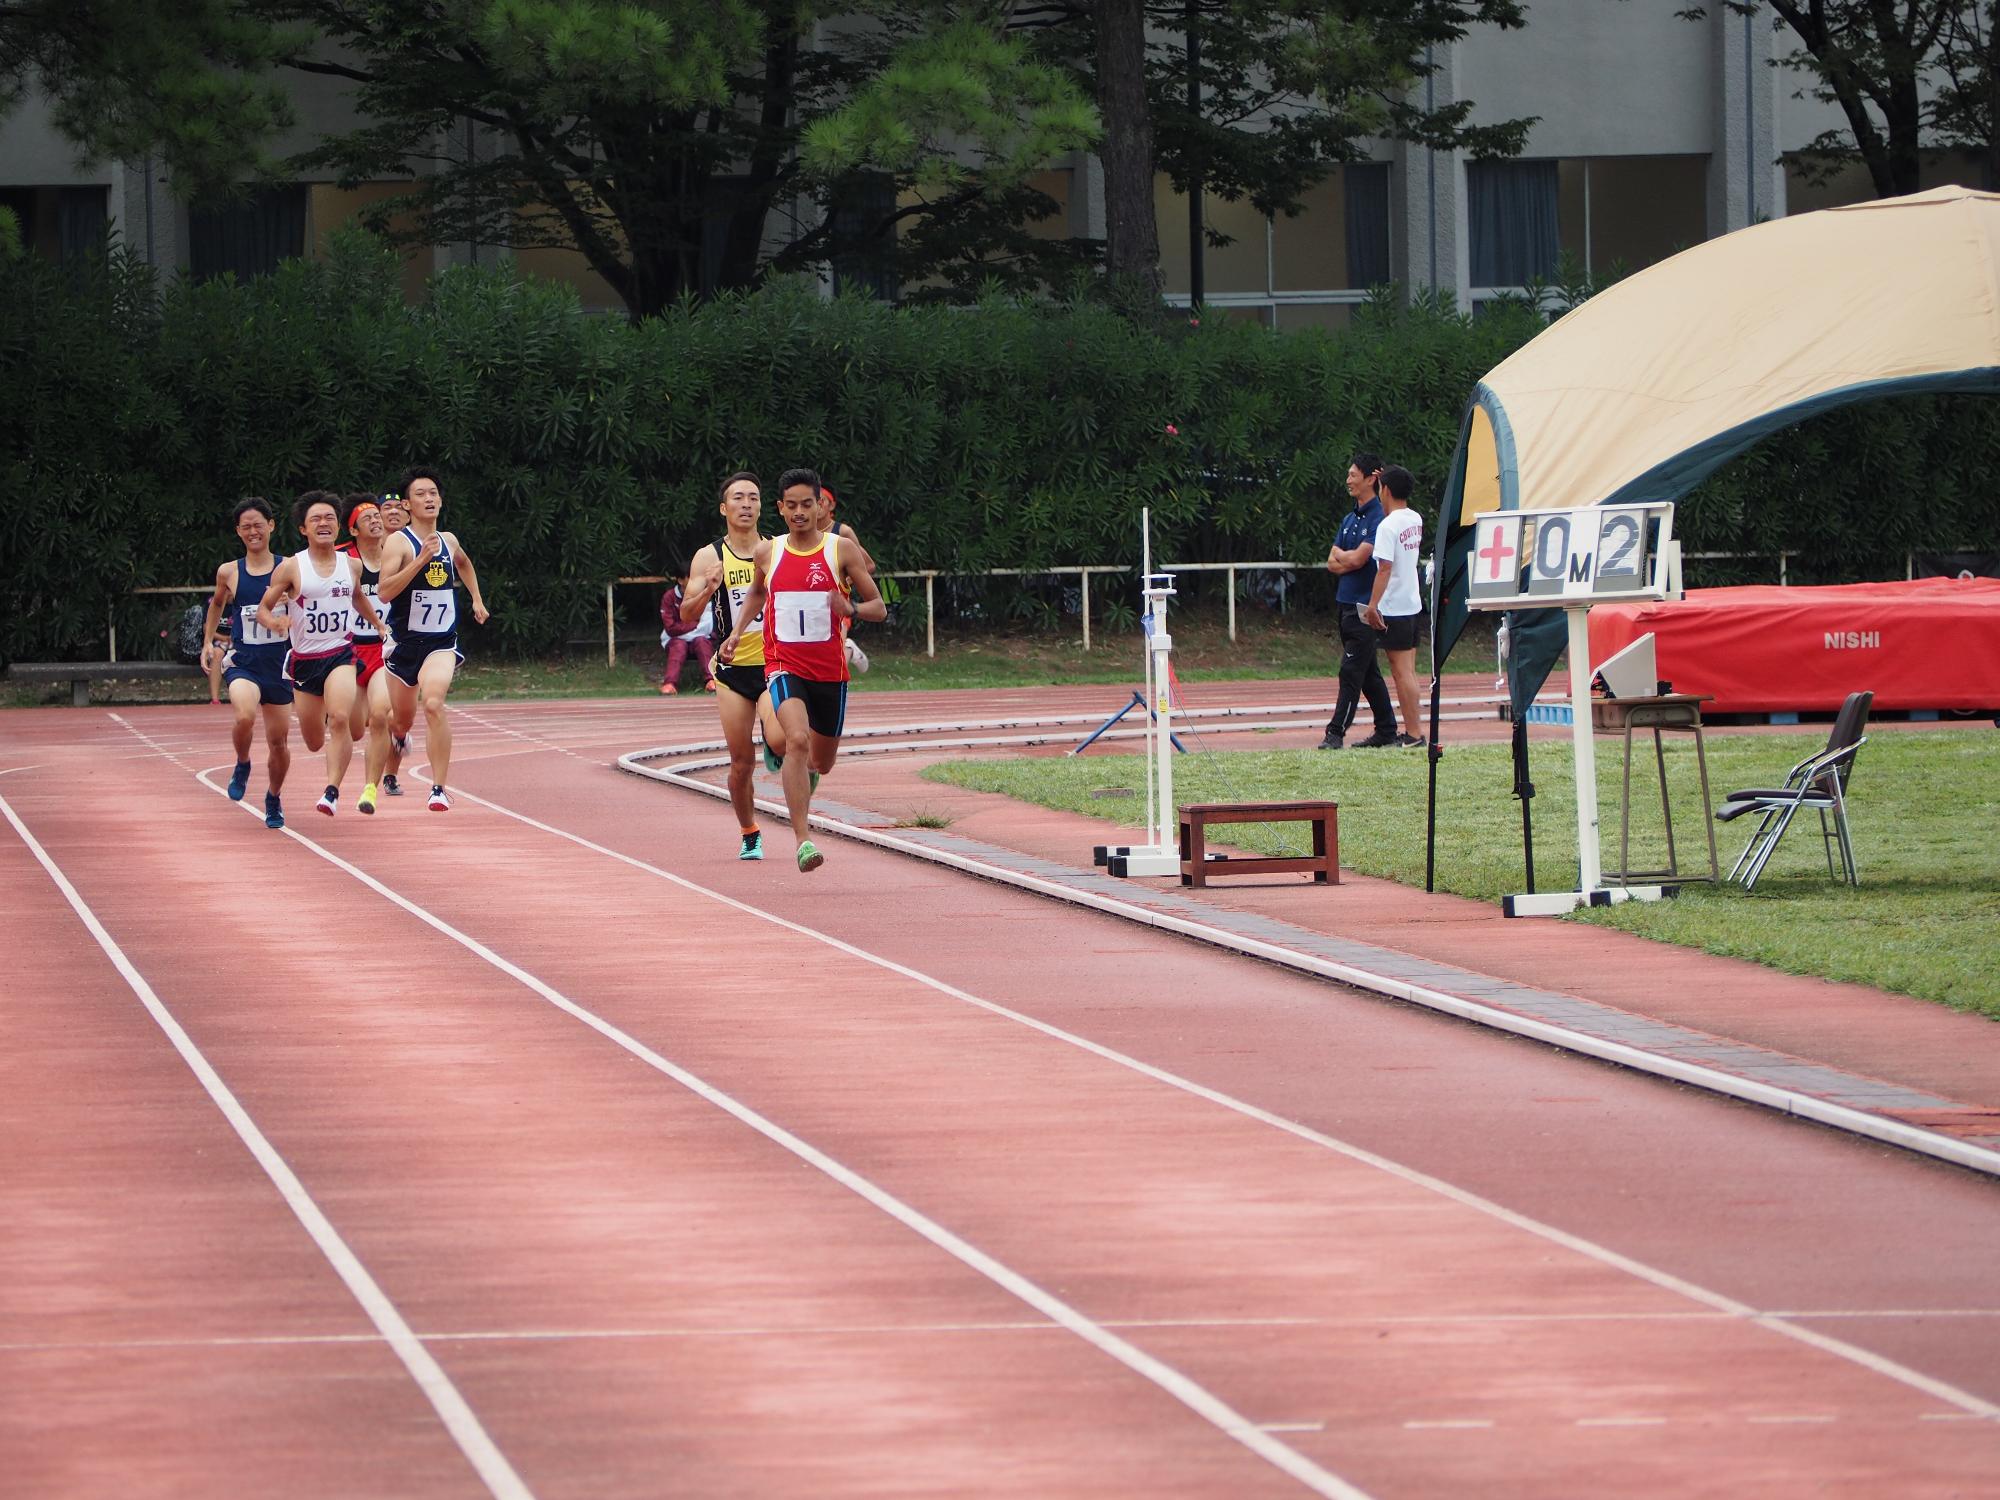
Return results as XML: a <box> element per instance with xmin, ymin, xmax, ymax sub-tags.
<box><xmin>921</xmin><ymin>728</ymin><xmax>2000</xmax><ymax>1019</ymax></box>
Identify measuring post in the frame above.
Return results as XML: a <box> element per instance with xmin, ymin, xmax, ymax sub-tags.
<box><xmin>1095</xmin><ymin>509</ymin><xmax>1184</xmax><ymax>878</ymax></box>
<box><xmin>1464</xmin><ymin>502</ymin><xmax>1682</xmax><ymax>917</ymax></box>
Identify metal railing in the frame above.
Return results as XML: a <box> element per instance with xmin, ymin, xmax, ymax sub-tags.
<box><xmin>601</xmin><ymin>562</ymin><xmax>1304</xmax><ymax>664</ymax></box>
<box><xmin>111</xmin><ymin>548</ymin><xmax>1884</xmax><ymax>667</ymax></box>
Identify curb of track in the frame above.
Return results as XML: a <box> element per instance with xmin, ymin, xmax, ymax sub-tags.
<box><xmin>615</xmin><ymin>711</ymin><xmax>2000</xmax><ymax>1183</ymax></box>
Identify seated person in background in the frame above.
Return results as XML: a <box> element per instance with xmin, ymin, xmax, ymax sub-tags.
<box><xmin>660</xmin><ymin>565</ymin><xmax>718</xmax><ymax>695</ymax></box>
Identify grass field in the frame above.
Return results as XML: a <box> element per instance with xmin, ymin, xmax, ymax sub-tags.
<box><xmin>922</xmin><ymin>727</ymin><xmax>2000</xmax><ymax>1019</ymax></box>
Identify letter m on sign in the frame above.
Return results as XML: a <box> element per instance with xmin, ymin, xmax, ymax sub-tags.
<box><xmin>1568</xmin><ymin>553</ymin><xmax>1594</xmax><ymax>584</ymax></box>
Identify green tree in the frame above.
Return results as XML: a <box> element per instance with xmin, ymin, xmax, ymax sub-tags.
<box><xmin>0</xmin><ymin>1</ymin><xmax>1100</xmax><ymax>315</ymax></box>
<box><xmin>1679</xmin><ymin>2</ymin><xmax>1998</xmax><ymax>197</ymax></box>
<box><xmin>0</xmin><ymin>0</ymin><xmax>297</xmax><ymax>193</ymax></box>
<box><xmin>1933</xmin><ymin>3</ymin><xmax>2000</xmax><ymax>188</ymax></box>
<box><xmin>1003</xmin><ymin>0</ymin><xmax>1536</xmax><ymax>295</ymax></box>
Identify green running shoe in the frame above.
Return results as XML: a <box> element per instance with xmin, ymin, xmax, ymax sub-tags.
<box><xmin>796</xmin><ymin>840</ymin><xmax>824</xmax><ymax>873</ymax></box>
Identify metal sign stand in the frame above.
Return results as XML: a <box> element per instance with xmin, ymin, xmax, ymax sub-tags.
<box><xmin>1467</xmin><ymin>503</ymin><xmax>1684</xmax><ymax>918</ymax></box>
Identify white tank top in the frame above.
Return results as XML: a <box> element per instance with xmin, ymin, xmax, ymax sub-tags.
<box><xmin>291</xmin><ymin>551</ymin><xmax>358</xmax><ymax>657</ymax></box>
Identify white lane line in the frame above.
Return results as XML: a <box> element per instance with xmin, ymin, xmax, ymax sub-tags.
<box><xmin>444</xmin><ymin>778</ymin><xmax>2000</xmax><ymax>1425</ymax></box>
<box><xmin>193</xmin><ymin>768</ymin><xmax>1372</xmax><ymax>1500</ymax></box>
<box><xmin>0</xmin><ymin>789</ymin><xmax>533</xmax><ymax>1500</ymax></box>
<box><xmin>108</xmin><ymin>711</ymin><xmax>201</xmax><ymax>772</ymax></box>
<box><xmin>0</xmin><ymin>764</ymin><xmax>43</xmax><ymax>777</ymax></box>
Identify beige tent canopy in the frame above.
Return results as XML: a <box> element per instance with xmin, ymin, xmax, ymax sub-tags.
<box><xmin>1446</xmin><ymin>185</ymin><xmax>2000</xmax><ymax>527</ymax></box>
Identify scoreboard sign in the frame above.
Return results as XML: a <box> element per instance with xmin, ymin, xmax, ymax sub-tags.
<box><xmin>1466</xmin><ymin>502</ymin><xmax>1677</xmax><ymax>609</ymax></box>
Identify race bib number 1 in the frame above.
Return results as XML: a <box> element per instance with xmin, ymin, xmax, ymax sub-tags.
<box><xmin>772</xmin><ymin>591</ymin><xmax>833</xmax><ymax>643</ymax></box>
<box><xmin>411</xmin><ymin>588</ymin><xmax>457</xmax><ymax>632</ymax></box>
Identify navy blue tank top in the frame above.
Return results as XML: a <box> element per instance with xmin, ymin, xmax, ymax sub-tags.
<box><xmin>232</xmin><ymin>555</ymin><xmax>290</xmax><ymax>667</ymax></box>
<box><xmin>386</xmin><ymin>527</ymin><xmax>460</xmax><ymax>642</ymax></box>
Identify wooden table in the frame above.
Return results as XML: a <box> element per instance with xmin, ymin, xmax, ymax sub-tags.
<box><xmin>1179</xmin><ymin>801</ymin><xmax>1339</xmax><ymax>887</ymax></box>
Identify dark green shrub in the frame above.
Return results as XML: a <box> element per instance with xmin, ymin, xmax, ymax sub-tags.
<box><xmin>3</xmin><ymin>234</ymin><xmax>1992</xmax><ymax>662</ymax></box>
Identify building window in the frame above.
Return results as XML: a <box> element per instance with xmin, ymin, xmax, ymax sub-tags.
<box><xmin>829</xmin><ymin>172</ymin><xmax>899</xmax><ymax>301</ymax></box>
<box><xmin>1468</xmin><ymin>159</ymin><xmax>1560</xmax><ymax>287</ymax></box>
<box><xmin>189</xmin><ymin>186</ymin><xmax>307</xmax><ymax>282</ymax></box>
<box><xmin>1473</xmin><ymin>155</ymin><xmax>1707</xmax><ymax>302</ymax></box>
<box><xmin>1159</xmin><ymin>161</ymin><xmax>1393</xmax><ymax>327</ymax></box>
<box><xmin>0</xmin><ymin>185</ymin><xmax>108</xmax><ymax>262</ymax></box>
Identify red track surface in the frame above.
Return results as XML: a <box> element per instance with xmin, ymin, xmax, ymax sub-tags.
<box><xmin>5</xmin><ymin>690</ymin><xmax>1999</xmax><ymax>1499</ymax></box>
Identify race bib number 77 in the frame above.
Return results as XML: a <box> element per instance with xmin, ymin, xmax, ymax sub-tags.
<box><xmin>411</xmin><ymin>588</ymin><xmax>457</xmax><ymax>632</ymax></box>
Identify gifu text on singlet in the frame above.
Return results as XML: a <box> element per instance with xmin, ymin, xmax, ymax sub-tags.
<box><xmin>710</xmin><ymin>537</ymin><xmax>766</xmax><ymax>668</ymax></box>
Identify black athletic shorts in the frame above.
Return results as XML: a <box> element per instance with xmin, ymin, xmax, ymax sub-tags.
<box><xmin>386</xmin><ymin>634</ymin><xmax>463</xmax><ymax>686</ymax></box>
<box><xmin>767</xmin><ymin>671</ymin><xmax>847</xmax><ymax>739</ymax></box>
<box><xmin>289</xmin><ymin>647</ymin><xmax>355</xmax><ymax>698</ymax></box>
<box><xmin>714</xmin><ymin>662</ymin><xmax>767</xmax><ymax>702</ymax></box>
<box><xmin>1378</xmin><ymin>613</ymin><xmax>1420</xmax><ymax>652</ymax></box>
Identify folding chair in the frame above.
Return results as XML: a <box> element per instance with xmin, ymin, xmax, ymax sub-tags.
<box><xmin>1717</xmin><ymin>690</ymin><xmax>1872</xmax><ymax>892</ymax></box>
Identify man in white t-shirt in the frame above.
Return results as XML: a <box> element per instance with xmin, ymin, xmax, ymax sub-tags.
<box><xmin>1359</xmin><ymin>465</ymin><xmax>1426</xmax><ymax>749</ymax></box>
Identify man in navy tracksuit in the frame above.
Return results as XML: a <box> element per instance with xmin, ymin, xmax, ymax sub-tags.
<box><xmin>1319</xmin><ymin>453</ymin><xmax>1397</xmax><ymax>749</ymax></box>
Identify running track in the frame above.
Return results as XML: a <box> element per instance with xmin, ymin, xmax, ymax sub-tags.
<box><xmin>4</xmin><ymin>690</ymin><xmax>1998</xmax><ymax>1498</ymax></box>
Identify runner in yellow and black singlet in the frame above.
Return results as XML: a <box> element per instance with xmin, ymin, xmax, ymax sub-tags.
<box><xmin>681</xmin><ymin>470</ymin><xmax>783</xmax><ymax>860</ymax></box>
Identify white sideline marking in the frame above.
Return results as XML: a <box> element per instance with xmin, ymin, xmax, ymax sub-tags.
<box><xmin>193</xmin><ymin>768</ymin><xmax>1373</xmax><ymax>1500</ymax></box>
<box><xmin>448</xmin><ymin>777</ymin><xmax>2000</xmax><ymax>1426</ymax></box>
<box><xmin>0</xmin><ymin>789</ymin><xmax>533</xmax><ymax>1500</ymax></box>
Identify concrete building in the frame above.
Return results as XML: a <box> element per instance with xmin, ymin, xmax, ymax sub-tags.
<box><xmin>0</xmin><ymin>2</ymin><xmax>1977</xmax><ymax>318</ymax></box>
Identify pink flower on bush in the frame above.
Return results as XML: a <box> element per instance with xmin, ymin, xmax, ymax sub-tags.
<box><xmin>1164</xmin><ymin>423</ymin><xmax>1180</xmax><ymax>436</ymax></box>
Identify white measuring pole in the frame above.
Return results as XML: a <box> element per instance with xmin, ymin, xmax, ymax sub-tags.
<box><xmin>1565</xmin><ymin>605</ymin><xmax>1602</xmax><ymax>895</ymax></box>
<box><xmin>1151</xmin><ymin>575</ymin><xmax>1176</xmax><ymax>854</ymax></box>
<box><xmin>1141</xmin><ymin>509</ymin><xmax>1157</xmax><ymax>844</ymax></box>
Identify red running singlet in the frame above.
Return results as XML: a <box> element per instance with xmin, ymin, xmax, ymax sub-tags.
<box><xmin>763</xmin><ymin>535</ymin><xmax>848</xmax><ymax>683</ymax></box>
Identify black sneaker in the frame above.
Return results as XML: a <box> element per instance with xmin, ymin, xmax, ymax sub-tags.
<box><xmin>1356</xmin><ymin>731</ymin><xmax>1399</xmax><ymax>749</ymax></box>
<box><xmin>1393</xmin><ymin>733</ymin><xmax>1425</xmax><ymax>749</ymax></box>
<box><xmin>382</xmin><ymin>774</ymin><xmax>404</xmax><ymax>797</ymax></box>
<box><xmin>1315</xmin><ymin>731</ymin><xmax>1344</xmax><ymax>751</ymax></box>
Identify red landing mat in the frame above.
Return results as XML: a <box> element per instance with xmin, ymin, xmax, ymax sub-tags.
<box><xmin>1590</xmin><ymin>577</ymin><xmax>2000</xmax><ymax>714</ymax></box>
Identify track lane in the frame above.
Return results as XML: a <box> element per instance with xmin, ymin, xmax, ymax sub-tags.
<box><xmin>3</xmin><ymin>745</ymin><xmax>1336</xmax><ymax>1498</ymax></box>
<box><xmin>184</xmin><ymin>738</ymin><xmax>2000</xmax><ymax>1496</ymax></box>
<box><xmin>8</xmin><ymin>699</ymin><xmax>2000</xmax><ymax>1498</ymax></box>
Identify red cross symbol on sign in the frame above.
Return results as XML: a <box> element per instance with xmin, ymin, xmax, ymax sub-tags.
<box><xmin>1478</xmin><ymin>529</ymin><xmax>1517</xmax><ymax>581</ymax></box>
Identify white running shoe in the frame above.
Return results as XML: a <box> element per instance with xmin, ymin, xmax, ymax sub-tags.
<box><xmin>845</xmin><ymin>635</ymin><xmax>870</xmax><ymax>674</ymax></box>
<box><xmin>315</xmin><ymin>787</ymin><xmax>338</xmax><ymax>817</ymax></box>
<box><xmin>427</xmin><ymin>785</ymin><xmax>451</xmax><ymax>812</ymax></box>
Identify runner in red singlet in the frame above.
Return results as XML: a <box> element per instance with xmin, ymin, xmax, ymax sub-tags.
<box><xmin>720</xmin><ymin>467</ymin><xmax>885</xmax><ymax>873</ymax></box>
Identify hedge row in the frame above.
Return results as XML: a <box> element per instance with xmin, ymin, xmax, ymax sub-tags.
<box><xmin>3</xmin><ymin>234</ymin><xmax>1994</xmax><ymax>661</ymax></box>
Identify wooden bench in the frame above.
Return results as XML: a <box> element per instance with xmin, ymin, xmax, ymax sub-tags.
<box><xmin>6</xmin><ymin>660</ymin><xmax>203</xmax><ymax>707</ymax></box>
<box><xmin>1179</xmin><ymin>800</ymin><xmax>1340</xmax><ymax>887</ymax></box>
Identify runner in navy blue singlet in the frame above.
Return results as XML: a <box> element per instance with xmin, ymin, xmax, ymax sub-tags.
<box><xmin>368</xmin><ymin>466</ymin><xmax>491</xmax><ymax>812</ymax></box>
<box><xmin>200</xmin><ymin>496</ymin><xmax>294</xmax><ymax>826</ymax></box>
